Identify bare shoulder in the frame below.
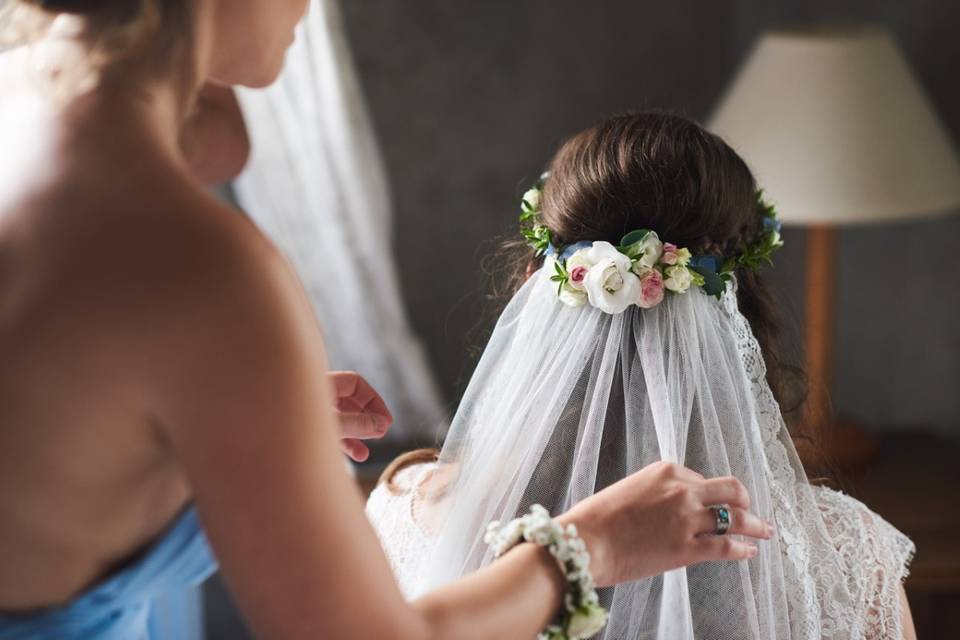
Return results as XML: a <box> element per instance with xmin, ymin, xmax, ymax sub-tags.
<box><xmin>24</xmin><ymin>167</ymin><xmax>288</xmax><ymax>321</ymax></box>
<box><xmin>2</xmin><ymin>158</ymin><xmax>310</xmax><ymax>399</ymax></box>
<box><xmin>89</xmin><ymin>172</ymin><xmax>311</xmax><ymax>360</ymax></box>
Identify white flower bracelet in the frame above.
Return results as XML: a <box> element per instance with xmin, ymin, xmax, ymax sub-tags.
<box><xmin>484</xmin><ymin>505</ymin><xmax>608</xmax><ymax>640</ymax></box>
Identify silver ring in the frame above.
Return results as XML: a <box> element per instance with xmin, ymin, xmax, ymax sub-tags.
<box><xmin>713</xmin><ymin>506</ymin><xmax>731</xmax><ymax>535</ymax></box>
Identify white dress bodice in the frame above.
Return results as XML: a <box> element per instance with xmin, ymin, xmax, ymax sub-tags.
<box><xmin>366</xmin><ymin>463</ymin><xmax>913</xmax><ymax>638</ymax></box>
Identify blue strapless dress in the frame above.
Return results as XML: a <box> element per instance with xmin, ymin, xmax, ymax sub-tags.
<box><xmin>0</xmin><ymin>506</ymin><xmax>218</xmax><ymax>640</ymax></box>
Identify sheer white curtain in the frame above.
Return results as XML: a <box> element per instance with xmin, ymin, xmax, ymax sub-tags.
<box><xmin>234</xmin><ymin>0</ymin><xmax>445</xmax><ymax>441</ymax></box>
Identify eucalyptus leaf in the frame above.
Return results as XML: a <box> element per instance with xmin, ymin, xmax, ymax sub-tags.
<box><xmin>619</xmin><ymin>229</ymin><xmax>650</xmax><ymax>248</ymax></box>
<box><xmin>689</xmin><ymin>264</ymin><xmax>725</xmax><ymax>297</ymax></box>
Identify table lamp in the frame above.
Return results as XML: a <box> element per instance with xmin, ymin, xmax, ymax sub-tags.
<box><xmin>709</xmin><ymin>26</ymin><xmax>960</xmax><ymax>467</ymax></box>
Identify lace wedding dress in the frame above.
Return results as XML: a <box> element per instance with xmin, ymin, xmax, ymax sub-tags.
<box><xmin>366</xmin><ymin>269</ymin><xmax>914</xmax><ymax>639</ymax></box>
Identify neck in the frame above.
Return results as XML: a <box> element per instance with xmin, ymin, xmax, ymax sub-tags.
<box><xmin>91</xmin><ymin>81</ymin><xmax>188</xmax><ymax>164</ymax></box>
<box><xmin>33</xmin><ymin>5</ymin><xmax>218</xmax><ymax>168</ymax></box>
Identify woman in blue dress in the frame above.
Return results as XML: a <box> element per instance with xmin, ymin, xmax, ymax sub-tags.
<box><xmin>0</xmin><ymin>2</ymin><xmax>771</xmax><ymax>638</ymax></box>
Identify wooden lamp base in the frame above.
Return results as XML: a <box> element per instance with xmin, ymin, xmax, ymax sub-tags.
<box><xmin>801</xmin><ymin>225</ymin><xmax>880</xmax><ymax>475</ymax></box>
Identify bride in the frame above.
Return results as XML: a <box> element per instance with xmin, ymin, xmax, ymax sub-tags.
<box><xmin>367</xmin><ymin>112</ymin><xmax>917</xmax><ymax>639</ymax></box>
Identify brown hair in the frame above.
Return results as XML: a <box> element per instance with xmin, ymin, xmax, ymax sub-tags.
<box><xmin>1</xmin><ymin>0</ymin><xmax>196</xmax><ymax>106</ymax></box>
<box><xmin>382</xmin><ymin>111</ymin><xmax>809</xmax><ymax>486</ymax></box>
<box><xmin>544</xmin><ymin>112</ymin><xmax>806</xmax><ymax>415</ymax></box>
<box><xmin>378</xmin><ymin>448</ymin><xmax>440</xmax><ymax>493</ymax></box>
<box><xmin>533</xmin><ymin>111</ymin><xmax>807</xmax><ymax>429</ymax></box>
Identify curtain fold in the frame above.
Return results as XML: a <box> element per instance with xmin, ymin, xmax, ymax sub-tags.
<box><xmin>234</xmin><ymin>0</ymin><xmax>445</xmax><ymax>441</ymax></box>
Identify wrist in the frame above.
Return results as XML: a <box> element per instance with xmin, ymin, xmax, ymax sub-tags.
<box><xmin>556</xmin><ymin>508</ymin><xmax>610</xmax><ymax>588</ymax></box>
<box><xmin>512</xmin><ymin>542</ymin><xmax>567</xmax><ymax>606</ymax></box>
<box><xmin>486</xmin><ymin>505</ymin><xmax>609</xmax><ymax>640</ymax></box>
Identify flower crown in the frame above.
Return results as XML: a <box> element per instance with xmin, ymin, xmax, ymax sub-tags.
<box><xmin>519</xmin><ymin>174</ymin><xmax>783</xmax><ymax>315</ymax></box>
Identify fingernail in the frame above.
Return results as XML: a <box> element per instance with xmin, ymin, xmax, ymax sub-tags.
<box><xmin>766</xmin><ymin>522</ymin><xmax>775</xmax><ymax>538</ymax></box>
<box><xmin>748</xmin><ymin>545</ymin><xmax>758</xmax><ymax>558</ymax></box>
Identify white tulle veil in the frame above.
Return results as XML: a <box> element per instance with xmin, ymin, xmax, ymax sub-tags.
<box><xmin>400</xmin><ymin>261</ymin><xmax>912</xmax><ymax>639</ymax></box>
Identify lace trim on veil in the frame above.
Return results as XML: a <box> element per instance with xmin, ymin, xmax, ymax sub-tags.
<box><xmin>721</xmin><ymin>282</ymin><xmax>914</xmax><ymax>640</ymax></box>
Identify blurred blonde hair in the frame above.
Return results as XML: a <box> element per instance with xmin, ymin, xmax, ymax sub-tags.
<box><xmin>0</xmin><ymin>0</ymin><xmax>196</xmax><ymax>105</ymax></box>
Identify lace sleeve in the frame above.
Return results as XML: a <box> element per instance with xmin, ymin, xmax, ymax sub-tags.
<box><xmin>365</xmin><ymin>463</ymin><xmax>436</xmax><ymax>599</ymax></box>
<box><xmin>809</xmin><ymin>486</ymin><xmax>915</xmax><ymax>639</ymax></box>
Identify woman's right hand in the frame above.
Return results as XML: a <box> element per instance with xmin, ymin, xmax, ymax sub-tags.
<box><xmin>557</xmin><ymin>461</ymin><xmax>773</xmax><ymax>587</ymax></box>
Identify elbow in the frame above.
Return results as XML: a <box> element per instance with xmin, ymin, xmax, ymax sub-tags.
<box><xmin>406</xmin><ymin>600</ymin><xmax>465</xmax><ymax>640</ymax></box>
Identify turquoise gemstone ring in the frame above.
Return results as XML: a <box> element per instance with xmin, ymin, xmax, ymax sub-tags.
<box><xmin>713</xmin><ymin>506</ymin><xmax>732</xmax><ymax>535</ymax></box>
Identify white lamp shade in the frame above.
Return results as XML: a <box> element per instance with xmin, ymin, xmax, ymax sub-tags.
<box><xmin>709</xmin><ymin>26</ymin><xmax>960</xmax><ymax>226</ymax></box>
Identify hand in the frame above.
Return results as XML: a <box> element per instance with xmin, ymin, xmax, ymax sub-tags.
<box><xmin>179</xmin><ymin>83</ymin><xmax>250</xmax><ymax>185</ymax></box>
<box><xmin>329</xmin><ymin>371</ymin><xmax>393</xmax><ymax>462</ymax></box>
<box><xmin>557</xmin><ymin>461</ymin><xmax>773</xmax><ymax>587</ymax></box>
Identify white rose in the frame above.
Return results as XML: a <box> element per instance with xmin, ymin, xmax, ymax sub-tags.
<box><xmin>631</xmin><ymin>231</ymin><xmax>664</xmax><ymax>270</ymax></box>
<box><xmin>567</xmin><ymin>603</ymin><xmax>609</xmax><ymax>639</ymax></box>
<box><xmin>522</xmin><ymin>187</ymin><xmax>541</xmax><ymax>211</ymax></box>
<box><xmin>544</xmin><ymin>256</ymin><xmax>589</xmax><ymax>307</ymax></box>
<box><xmin>565</xmin><ymin>249</ymin><xmax>593</xmax><ymax>291</ymax></box>
<box><xmin>582</xmin><ymin>242</ymin><xmax>641</xmax><ymax>314</ymax></box>
<box><xmin>664</xmin><ymin>265</ymin><xmax>694</xmax><ymax>293</ymax></box>
<box><xmin>559</xmin><ymin>286</ymin><xmax>588</xmax><ymax>307</ymax></box>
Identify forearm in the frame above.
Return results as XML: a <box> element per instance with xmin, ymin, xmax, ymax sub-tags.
<box><xmin>898</xmin><ymin>585</ymin><xmax>917</xmax><ymax>640</ymax></box>
<box><xmin>411</xmin><ymin>542</ymin><xmax>565</xmax><ymax>640</ymax></box>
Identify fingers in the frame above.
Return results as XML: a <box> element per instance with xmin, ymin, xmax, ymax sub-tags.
<box><xmin>694</xmin><ymin>507</ymin><xmax>773</xmax><ymax>540</ymax></box>
<box><xmin>694</xmin><ymin>535</ymin><xmax>759</xmax><ymax>563</ymax></box>
<box><xmin>338</xmin><ymin>411</ymin><xmax>390</xmax><ymax>440</ymax></box>
<box><xmin>330</xmin><ymin>372</ymin><xmax>392</xmax><ymax>419</ymax></box>
<box><xmin>647</xmin><ymin>460</ymin><xmax>704</xmax><ymax>482</ymax></box>
<box><xmin>340</xmin><ymin>438</ymin><xmax>370</xmax><ymax>463</ymax></box>
<box><xmin>329</xmin><ymin>371</ymin><xmax>393</xmax><ymax>437</ymax></box>
<box><xmin>673</xmin><ymin>466</ymin><xmax>705</xmax><ymax>482</ymax></box>
<box><xmin>694</xmin><ymin>476</ymin><xmax>751</xmax><ymax>511</ymax></box>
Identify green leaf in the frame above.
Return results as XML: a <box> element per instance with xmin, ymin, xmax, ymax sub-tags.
<box><xmin>619</xmin><ymin>229</ymin><xmax>650</xmax><ymax>248</ymax></box>
<box><xmin>689</xmin><ymin>264</ymin><xmax>726</xmax><ymax>297</ymax></box>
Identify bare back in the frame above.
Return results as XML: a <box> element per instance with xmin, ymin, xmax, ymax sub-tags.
<box><xmin>0</xmin><ymin>51</ymin><xmax>252</xmax><ymax>609</ymax></box>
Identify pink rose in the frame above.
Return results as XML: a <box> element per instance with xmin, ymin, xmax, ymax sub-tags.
<box><xmin>660</xmin><ymin>243</ymin><xmax>678</xmax><ymax>266</ymax></box>
<box><xmin>569</xmin><ymin>264</ymin><xmax>589</xmax><ymax>289</ymax></box>
<box><xmin>637</xmin><ymin>269</ymin><xmax>665</xmax><ymax>308</ymax></box>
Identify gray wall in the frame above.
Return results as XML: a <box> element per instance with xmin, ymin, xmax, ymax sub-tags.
<box><xmin>340</xmin><ymin>0</ymin><xmax>960</xmax><ymax>437</ymax></box>
<box><xmin>206</xmin><ymin>3</ymin><xmax>960</xmax><ymax>636</ymax></box>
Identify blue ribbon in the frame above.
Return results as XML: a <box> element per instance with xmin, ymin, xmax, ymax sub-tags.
<box><xmin>544</xmin><ymin>241</ymin><xmax>594</xmax><ymax>262</ymax></box>
<box><xmin>688</xmin><ymin>254</ymin><xmax>720</xmax><ymax>273</ymax></box>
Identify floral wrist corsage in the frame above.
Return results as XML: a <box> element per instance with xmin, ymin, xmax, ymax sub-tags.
<box><xmin>485</xmin><ymin>505</ymin><xmax>608</xmax><ymax>640</ymax></box>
